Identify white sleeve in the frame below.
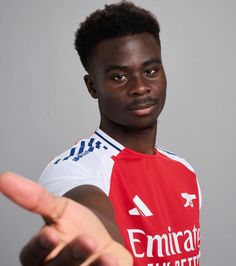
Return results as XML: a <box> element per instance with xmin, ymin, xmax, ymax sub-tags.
<box><xmin>38</xmin><ymin>149</ymin><xmax>114</xmax><ymax>197</ymax></box>
<box><xmin>39</xmin><ymin>160</ymin><xmax>97</xmax><ymax>196</ymax></box>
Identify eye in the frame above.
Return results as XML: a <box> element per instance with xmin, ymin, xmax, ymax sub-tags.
<box><xmin>112</xmin><ymin>74</ymin><xmax>127</xmax><ymax>81</ymax></box>
<box><xmin>144</xmin><ymin>68</ymin><xmax>157</xmax><ymax>76</ymax></box>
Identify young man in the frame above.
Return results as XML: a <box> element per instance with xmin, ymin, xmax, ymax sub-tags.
<box><xmin>0</xmin><ymin>1</ymin><xmax>201</xmax><ymax>265</ymax></box>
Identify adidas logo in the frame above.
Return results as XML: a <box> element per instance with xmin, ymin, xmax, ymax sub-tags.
<box><xmin>128</xmin><ymin>195</ymin><xmax>153</xmax><ymax>217</ymax></box>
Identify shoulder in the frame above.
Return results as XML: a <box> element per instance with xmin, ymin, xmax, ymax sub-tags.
<box><xmin>156</xmin><ymin>147</ymin><xmax>196</xmax><ymax>174</ymax></box>
<box><xmin>39</xmin><ymin>130</ymin><xmax>122</xmax><ymax>196</ymax></box>
<box><xmin>157</xmin><ymin>147</ymin><xmax>202</xmax><ymax>208</ymax></box>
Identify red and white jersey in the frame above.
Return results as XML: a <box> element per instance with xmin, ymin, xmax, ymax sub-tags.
<box><xmin>39</xmin><ymin>129</ymin><xmax>201</xmax><ymax>266</ymax></box>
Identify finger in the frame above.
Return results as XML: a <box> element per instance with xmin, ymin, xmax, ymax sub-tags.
<box><xmin>0</xmin><ymin>172</ymin><xmax>67</xmax><ymax>222</ymax></box>
<box><xmin>20</xmin><ymin>226</ymin><xmax>60</xmax><ymax>266</ymax></box>
<box><xmin>90</xmin><ymin>254</ymin><xmax>118</xmax><ymax>266</ymax></box>
<box><xmin>45</xmin><ymin>235</ymin><xmax>97</xmax><ymax>266</ymax></box>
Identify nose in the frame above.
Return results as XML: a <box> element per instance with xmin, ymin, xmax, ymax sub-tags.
<box><xmin>128</xmin><ymin>75</ymin><xmax>150</xmax><ymax>96</ymax></box>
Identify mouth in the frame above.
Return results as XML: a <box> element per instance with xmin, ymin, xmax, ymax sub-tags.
<box><xmin>128</xmin><ymin>102</ymin><xmax>156</xmax><ymax>110</ymax></box>
<box><xmin>128</xmin><ymin>99</ymin><xmax>158</xmax><ymax>116</ymax></box>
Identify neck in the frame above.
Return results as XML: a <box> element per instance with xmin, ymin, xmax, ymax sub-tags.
<box><xmin>99</xmin><ymin>122</ymin><xmax>157</xmax><ymax>155</ymax></box>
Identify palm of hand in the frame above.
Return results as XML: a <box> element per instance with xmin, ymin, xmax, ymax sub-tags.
<box><xmin>0</xmin><ymin>172</ymin><xmax>133</xmax><ymax>265</ymax></box>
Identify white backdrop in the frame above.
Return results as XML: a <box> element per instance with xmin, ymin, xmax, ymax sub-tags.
<box><xmin>0</xmin><ymin>1</ymin><xmax>235</xmax><ymax>265</ymax></box>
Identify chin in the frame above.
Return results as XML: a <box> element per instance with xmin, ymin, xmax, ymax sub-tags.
<box><xmin>124</xmin><ymin>119</ymin><xmax>158</xmax><ymax>131</ymax></box>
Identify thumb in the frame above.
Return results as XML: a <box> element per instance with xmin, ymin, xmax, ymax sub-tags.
<box><xmin>0</xmin><ymin>172</ymin><xmax>67</xmax><ymax>223</ymax></box>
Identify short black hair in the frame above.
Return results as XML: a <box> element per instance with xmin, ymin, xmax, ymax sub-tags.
<box><xmin>74</xmin><ymin>1</ymin><xmax>161</xmax><ymax>71</ymax></box>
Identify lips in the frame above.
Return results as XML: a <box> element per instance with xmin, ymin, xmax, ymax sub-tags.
<box><xmin>128</xmin><ymin>99</ymin><xmax>158</xmax><ymax>116</ymax></box>
<box><xmin>128</xmin><ymin>99</ymin><xmax>158</xmax><ymax>111</ymax></box>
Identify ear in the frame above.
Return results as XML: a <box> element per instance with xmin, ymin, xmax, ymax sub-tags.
<box><xmin>84</xmin><ymin>74</ymin><xmax>97</xmax><ymax>99</ymax></box>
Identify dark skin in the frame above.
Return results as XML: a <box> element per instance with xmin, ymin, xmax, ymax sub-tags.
<box><xmin>85</xmin><ymin>33</ymin><xmax>166</xmax><ymax>155</ymax></box>
<box><xmin>0</xmin><ymin>33</ymin><xmax>166</xmax><ymax>265</ymax></box>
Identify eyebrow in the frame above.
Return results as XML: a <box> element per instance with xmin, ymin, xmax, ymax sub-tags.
<box><xmin>104</xmin><ymin>65</ymin><xmax>128</xmax><ymax>73</ymax></box>
<box><xmin>104</xmin><ymin>58</ymin><xmax>162</xmax><ymax>73</ymax></box>
<box><xmin>142</xmin><ymin>58</ymin><xmax>162</xmax><ymax>66</ymax></box>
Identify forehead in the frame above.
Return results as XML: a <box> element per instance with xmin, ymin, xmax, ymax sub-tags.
<box><xmin>89</xmin><ymin>33</ymin><xmax>161</xmax><ymax>72</ymax></box>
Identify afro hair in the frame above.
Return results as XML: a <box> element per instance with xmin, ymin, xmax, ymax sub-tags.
<box><xmin>74</xmin><ymin>1</ymin><xmax>161</xmax><ymax>71</ymax></box>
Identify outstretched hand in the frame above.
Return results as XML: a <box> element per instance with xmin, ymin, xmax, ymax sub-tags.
<box><xmin>0</xmin><ymin>172</ymin><xmax>133</xmax><ymax>265</ymax></box>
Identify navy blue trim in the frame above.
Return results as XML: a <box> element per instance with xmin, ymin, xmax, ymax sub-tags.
<box><xmin>88</xmin><ymin>138</ymin><xmax>95</xmax><ymax>146</ymax></box>
<box><xmin>158</xmin><ymin>147</ymin><xmax>177</xmax><ymax>156</ymax></box>
<box><xmin>54</xmin><ymin>159</ymin><xmax>60</xmax><ymax>164</ymax></box>
<box><xmin>54</xmin><ymin>134</ymin><xmax>117</xmax><ymax>165</ymax></box>
<box><xmin>63</xmin><ymin>147</ymin><xmax>76</xmax><ymax>161</ymax></box>
<box><xmin>95</xmin><ymin>131</ymin><xmax>121</xmax><ymax>151</ymax></box>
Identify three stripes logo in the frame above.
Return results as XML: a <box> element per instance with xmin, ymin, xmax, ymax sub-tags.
<box><xmin>128</xmin><ymin>195</ymin><xmax>153</xmax><ymax>217</ymax></box>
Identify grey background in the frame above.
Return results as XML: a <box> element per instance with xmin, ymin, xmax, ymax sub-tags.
<box><xmin>0</xmin><ymin>0</ymin><xmax>235</xmax><ymax>265</ymax></box>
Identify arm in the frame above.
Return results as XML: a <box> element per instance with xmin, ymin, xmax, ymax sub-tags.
<box><xmin>63</xmin><ymin>185</ymin><xmax>124</xmax><ymax>244</ymax></box>
<box><xmin>0</xmin><ymin>172</ymin><xmax>133</xmax><ymax>266</ymax></box>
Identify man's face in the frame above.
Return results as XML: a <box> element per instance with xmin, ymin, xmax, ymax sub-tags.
<box><xmin>86</xmin><ymin>33</ymin><xmax>167</xmax><ymax>131</ymax></box>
